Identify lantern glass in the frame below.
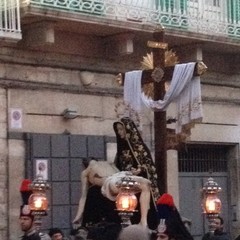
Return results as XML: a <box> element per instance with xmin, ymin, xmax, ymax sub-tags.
<box><xmin>203</xmin><ymin>193</ymin><xmax>221</xmax><ymax>214</ymax></box>
<box><xmin>28</xmin><ymin>192</ymin><xmax>48</xmax><ymax>211</ymax></box>
<box><xmin>116</xmin><ymin>191</ymin><xmax>138</xmax><ymax>212</ymax></box>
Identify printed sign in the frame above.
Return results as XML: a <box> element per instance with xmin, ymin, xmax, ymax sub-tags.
<box><xmin>10</xmin><ymin>108</ymin><xmax>22</xmax><ymax>129</ymax></box>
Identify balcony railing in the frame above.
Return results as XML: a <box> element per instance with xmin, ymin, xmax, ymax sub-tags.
<box><xmin>1</xmin><ymin>0</ymin><xmax>240</xmax><ymax>42</ymax></box>
<box><xmin>0</xmin><ymin>0</ymin><xmax>21</xmax><ymax>41</ymax></box>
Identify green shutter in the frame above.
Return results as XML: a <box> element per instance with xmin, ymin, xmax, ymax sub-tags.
<box><xmin>228</xmin><ymin>0</ymin><xmax>240</xmax><ymax>23</ymax></box>
<box><xmin>180</xmin><ymin>0</ymin><xmax>187</xmax><ymax>14</ymax></box>
<box><xmin>237</xmin><ymin>0</ymin><xmax>240</xmax><ymax>23</ymax></box>
<box><xmin>227</xmin><ymin>0</ymin><xmax>240</xmax><ymax>37</ymax></box>
<box><xmin>156</xmin><ymin>0</ymin><xmax>186</xmax><ymax>13</ymax></box>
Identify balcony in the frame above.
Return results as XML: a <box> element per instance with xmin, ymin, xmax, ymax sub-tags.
<box><xmin>1</xmin><ymin>0</ymin><xmax>240</xmax><ymax>48</ymax></box>
<box><xmin>0</xmin><ymin>0</ymin><xmax>21</xmax><ymax>41</ymax></box>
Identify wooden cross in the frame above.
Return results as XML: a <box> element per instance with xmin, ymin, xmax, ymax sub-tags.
<box><xmin>118</xmin><ymin>27</ymin><xmax>207</xmax><ymax>194</ymax></box>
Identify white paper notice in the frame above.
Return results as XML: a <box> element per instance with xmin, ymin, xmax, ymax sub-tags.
<box><xmin>10</xmin><ymin>108</ymin><xmax>22</xmax><ymax>129</ymax></box>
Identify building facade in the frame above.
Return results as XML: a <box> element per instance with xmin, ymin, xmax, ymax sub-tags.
<box><xmin>0</xmin><ymin>0</ymin><xmax>240</xmax><ymax>239</ymax></box>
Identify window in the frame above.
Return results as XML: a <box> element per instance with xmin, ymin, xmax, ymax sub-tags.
<box><xmin>205</xmin><ymin>0</ymin><xmax>220</xmax><ymax>7</ymax></box>
<box><xmin>178</xmin><ymin>144</ymin><xmax>228</xmax><ymax>172</ymax></box>
<box><xmin>213</xmin><ymin>0</ymin><xmax>220</xmax><ymax>7</ymax></box>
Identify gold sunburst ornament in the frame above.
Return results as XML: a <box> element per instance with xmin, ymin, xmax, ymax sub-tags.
<box><xmin>141</xmin><ymin>52</ymin><xmax>154</xmax><ymax>70</ymax></box>
<box><xmin>141</xmin><ymin>50</ymin><xmax>179</xmax><ymax>98</ymax></box>
<box><xmin>141</xmin><ymin>50</ymin><xmax>179</xmax><ymax>70</ymax></box>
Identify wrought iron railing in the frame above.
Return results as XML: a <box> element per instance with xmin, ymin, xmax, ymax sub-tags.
<box><xmin>21</xmin><ymin>0</ymin><xmax>240</xmax><ymax>38</ymax></box>
<box><xmin>1</xmin><ymin>0</ymin><xmax>240</xmax><ymax>41</ymax></box>
<box><xmin>0</xmin><ymin>0</ymin><xmax>21</xmax><ymax>40</ymax></box>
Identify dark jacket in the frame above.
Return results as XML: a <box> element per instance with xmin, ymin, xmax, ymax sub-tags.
<box><xmin>21</xmin><ymin>230</ymin><xmax>50</xmax><ymax>240</ymax></box>
<box><xmin>202</xmin><ymin>230</ymin><xmax>230</xmax><ymax>240</ymax></box>
<box><xmin>234</xmin><ymin>235</ymin><xmax>240</xmax><ymax>240</ymax></box>
<box><xmin>21</xmin><ymin>230</ymin><xmax>41</xmax><ymax>240</ymax></box>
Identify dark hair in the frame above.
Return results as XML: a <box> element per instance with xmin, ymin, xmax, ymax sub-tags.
<box><xmin>49</xmin><ymin>228</ymin><xmax>64</xmax><ymax>237</ymax></box>
<box><xmin>216</xmin><ymin>216</ymin><xmax>224</xmax><ymax>225</ymax></box>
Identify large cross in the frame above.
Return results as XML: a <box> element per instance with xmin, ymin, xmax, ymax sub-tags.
<box><xmin>119</xmin><ymin>27</ymin><xmax>207</xmax><ymax>195</ymax></box>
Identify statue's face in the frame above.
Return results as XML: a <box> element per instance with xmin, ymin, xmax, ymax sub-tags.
<box><xmin>116</xmin><ymin>123</ymin><xmax>126</xmax><ymax>139</ymax></box>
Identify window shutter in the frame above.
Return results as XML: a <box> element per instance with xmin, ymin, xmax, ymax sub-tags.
<box><xmin>228</xmin><ymin>0</ymin><xmax>240</xmax><ymax>23</ymax></box>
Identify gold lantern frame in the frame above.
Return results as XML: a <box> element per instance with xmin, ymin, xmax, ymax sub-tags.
<box><xmin>116</xmin><ymin>176</ymin><xmax>140</xmax><ymax>227</ymax></box>
<box><xmin>202</xmin><ymin>177</ymin><xmax>222</xmax><ymax>233</ymax></box>
<box><xmin>28</xmin><ymin>174</ymin><xmax>50</xmax><ymax>230</ymax></box>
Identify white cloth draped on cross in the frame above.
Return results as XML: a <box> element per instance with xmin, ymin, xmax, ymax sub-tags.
<box><xmin>123</xmin><ymin>62</ymin><xmax>203</xmax><ymax>134</ymax></box>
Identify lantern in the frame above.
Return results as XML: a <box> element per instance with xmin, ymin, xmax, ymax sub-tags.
<box><xmin>28</xmin><ymin>192</ymin><xmax>48</xmax><ymax>212</ymax></box>
<box><xmin>116</xmin><ymin>176</ymin><xmax>140</xmax><ymax>227</ymax></box>
<box><xmin>202</xmin><ymin>177</ymin><xmax>222</xmax><ymax>233</ymax></box>
<box><xmin>116</xmin><ymin>191</ymin><xmax>138</xmax><ymax>212</ymax></box>
<box><xmin>28</xmin><ymin>175</ymin><xmax>50</xmax><ymax>216</ymax></box>
<box><xmin>203</xmin><ymin>193</ymin><xmax>222</xmax><ymax>214</ymax></box>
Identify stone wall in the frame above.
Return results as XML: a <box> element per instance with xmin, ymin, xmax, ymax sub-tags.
<box><xmin>0</xmin><ymin>88</ymin><xmax>7</xmax><ymax>240</ymax></box>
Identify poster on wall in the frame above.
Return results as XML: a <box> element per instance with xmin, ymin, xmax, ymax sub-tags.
<box><xmin>10</xmin><ymin>108</ymin><xmax>22</xmax><ymax>129</ymax></box>
<box><xmin>36</xmin><ymin>159</ymin><xmax>48</xmax><ymax>180</ymax></box>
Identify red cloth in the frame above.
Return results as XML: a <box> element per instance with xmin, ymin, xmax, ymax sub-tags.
<box><xmin>20</xmin><ymin>179</ymin><xmax>32</xmax><ymax>192</ymax></box>
<box><xmin>157</xmin><ymin>193</ymin><xmax>175</xmax><ymax>207</ymax></box>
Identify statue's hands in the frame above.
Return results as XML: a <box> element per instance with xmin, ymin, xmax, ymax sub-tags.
<box><xmin>72</xmin><ymin>217</ymin><xmax>82</xmax><ymax>228</ymax></box>
<box><xmin>131</xmin><ymin>166</ymin><xmax>142</xmax><ymax>175</ymax></box>
<box><xmin>72</xmin><ymin>221</ymin><xmax>82</xmax><ymax>231</ymax></box>
<box><xmin>73</xmin><ymin>219</ymin><xmax>79</xmax><ymax>224</ymax></box>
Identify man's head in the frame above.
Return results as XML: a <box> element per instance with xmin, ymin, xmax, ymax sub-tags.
<box><xmin>19</xmin><ymin>179</ymin><xmax>35</xmax><ymax>233</ymax></box>
<box><xmin>156</xmin><ymin>233</ymin><xmax>169</xmax><ymax>240</ymax></box>
<box><xmin>19</xmin><ymin>204</ymin><xmax>35</xmax><ymax>233</ymax></box>
<box><xmin>118</xmin><ymin>225</ymin><xmax>151</xmax><ymax>240</ymax></box>
<box><xmin>214</xmin><ymin>216</ymin><xmax>224</xmax><ymax>232</ymax></box>
<box><xmin>49</xmin><ymin>228</ymin><xmax>64</xmax><ymax>240</ymax></box>
<box><xmin>19</xmin><ymin>215</ymin><xmax>34</xmax><ymax>232</ymax></box>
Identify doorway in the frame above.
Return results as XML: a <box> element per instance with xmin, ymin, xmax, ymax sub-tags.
<box><xmin>178</xmin><ymin>144</ymin><xmax>230</xmax><ymax>240</ymax></box>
